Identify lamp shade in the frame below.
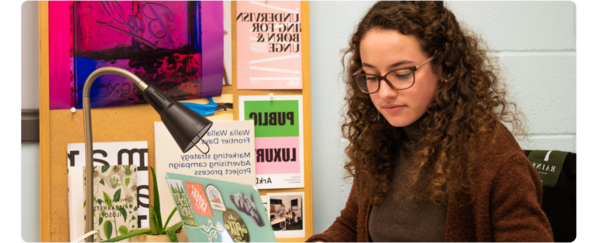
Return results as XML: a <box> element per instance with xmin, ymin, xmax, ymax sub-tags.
<box><xmin>143</xmin><ymin>85</ymin><xmax>213</xmax><ymax>153</ymax></box>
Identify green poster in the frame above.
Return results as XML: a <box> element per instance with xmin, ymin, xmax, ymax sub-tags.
<box><xmin>243</xmin><ymin>100</ymin><xmax>299</xmax><ymax>137</ymax></box>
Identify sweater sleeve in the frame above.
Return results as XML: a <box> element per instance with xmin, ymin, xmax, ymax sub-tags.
<box><xmin>490</xmin><ymin>154</ymin><xmax>554</xmax><ymax>242</ymax></box>
<box><xmin>306</xmin><ymin>182</ymin><xmax>361</xmax><ymax>242</ymax></box>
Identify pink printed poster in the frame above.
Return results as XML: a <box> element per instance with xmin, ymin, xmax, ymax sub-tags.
<box><xmin>236</xmin><ymin>1</ymin><xmax>303</xmax><ymax>90</ymax></box>
<box><xmin>239</xmin><ymin>95</ymin><xmax>304</xmax><ymax>189</ymax></box>
<box><xmin>48</xmin><ymin>1</ymin><xmax>224</xmax><ymax>110</ymax></box>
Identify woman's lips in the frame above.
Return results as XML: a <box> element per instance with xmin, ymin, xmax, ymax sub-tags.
<box><xmin>382</xmin><ymin>105</ymin><xmax>406</xmax><ymax>113</ymax></box>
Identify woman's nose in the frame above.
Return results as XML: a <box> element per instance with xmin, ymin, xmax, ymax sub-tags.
<box><xmin>378</xmin><ymin>79</ymin><xmax>397</xmax><ymax>98</ymax></box>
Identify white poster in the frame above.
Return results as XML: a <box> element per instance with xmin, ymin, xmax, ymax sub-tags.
<box><xmin>67</xmin><ymin>141</ymin><xmax>149</xmax><ymax>241</ymax></box>
<box><xmin>154</xmin><ymin>121</ymin><xmax>257</xmax><ymax>226</ymax></box>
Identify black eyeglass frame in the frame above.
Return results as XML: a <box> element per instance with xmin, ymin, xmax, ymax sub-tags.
<box><xmin>353</xmin><ymin>56</ymin><xmax>435</xmax><ymax>94</ymax></box>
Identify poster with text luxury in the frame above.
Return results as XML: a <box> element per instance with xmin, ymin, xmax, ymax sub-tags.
<box><xmin>48</xmin><ymin>1</ymin><xmax>223</xmax><ymax>110</ymax></box>
<box><xmin>236</xmin><ymin>1</ymin><xmax>303</xmax><ymax>90</ymax></box>
<box><xmin>154</xmin><ymin>121</ymin><xmax>257</xmax><ymax>226</ymax></box>
<box><xmin>239</xmin><ymin>95</ymin><xmax>304</xmax><ymax>189</ymax></box>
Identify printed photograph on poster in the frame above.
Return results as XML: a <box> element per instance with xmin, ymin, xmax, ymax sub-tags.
<box><xmin>267</xmin><ymin>192</ymin><xmax>305</xmax><ymax>238</ymax></box>
<box><xmin>67</xmin><ymin>141</ymin><xmax>149</xmax><ymax>242</ymax></box>
<box><xmin>154</xmin><ymin>120</ymin><xmax>257</xmax><ymax>226</ymax></box>
<box><xmin>238</xmin><ymin>95</ymin><xmax>304</xmax><ymax>189</ymax></box>
<box><xmin>236</xmin><ymin>1</ymin><xmax>303</xmax><ymax>90</ymax></box>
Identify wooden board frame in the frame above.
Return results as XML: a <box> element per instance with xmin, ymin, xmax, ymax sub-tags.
<box><xmin>39</xmin><ymin>1</ymin><xmax>312</xmax><ymax>242</ymax></box>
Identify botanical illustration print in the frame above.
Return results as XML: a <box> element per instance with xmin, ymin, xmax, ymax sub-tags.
<box><xmin>199</xmin><ymin>219</ymin><xmax>225</xmax><ymax>243</ymax></box>
<box><xmin>167</xmin><ymin>179</ymin><xmax>198</xmax><ymax>227</ymax></box>
<box><xmin>83</xmin><ymin>165</ymin><xmax>138</xmax><ymax>242</ymax></box>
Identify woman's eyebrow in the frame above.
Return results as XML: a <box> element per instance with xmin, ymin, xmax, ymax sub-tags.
<box><xmin>361</xmin><ymin>60</ymin><xmax>413</xmax><ymax>69</ymax></box>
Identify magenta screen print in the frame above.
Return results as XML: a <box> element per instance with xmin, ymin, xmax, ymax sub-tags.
<box><xmin>48</xmin><ymin>1</ymin><xmax>223</xmax><ymax>110</ymax></box>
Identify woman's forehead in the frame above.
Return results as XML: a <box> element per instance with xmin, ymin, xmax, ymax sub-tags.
<box><xmin>359</xmin><ymin>29</ymin><xmax>425</xmax><ymax>70</ymax></box>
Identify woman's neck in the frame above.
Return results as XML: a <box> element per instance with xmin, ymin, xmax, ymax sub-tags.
<box><xmin>401</xmin><ymin>116</ymin><xmax>424</xmax><ymax>141</ymax></box>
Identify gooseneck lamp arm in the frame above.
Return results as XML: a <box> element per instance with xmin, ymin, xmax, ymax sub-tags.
<box><xmin>83</xmin><ymin>67</ymin><xmax>213</xmax><ymax>242</ymax></box>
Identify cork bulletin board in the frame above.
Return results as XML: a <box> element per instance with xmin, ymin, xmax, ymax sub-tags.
<box><xmin>38</xmin><ymin>2</ymin><xmax>313</xmax><ymax>242</ymax></box>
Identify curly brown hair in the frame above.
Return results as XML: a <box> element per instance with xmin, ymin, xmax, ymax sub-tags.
<box><xmin>341</xmin><ymin>1</ymin><xmax>526</xmax><ymax>205</ymax></box>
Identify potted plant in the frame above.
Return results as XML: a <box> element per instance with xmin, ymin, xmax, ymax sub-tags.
<box><xmin>102</xmin><ymin>167</ymin><xmax>187</xmax><ymax>242</ymax></box>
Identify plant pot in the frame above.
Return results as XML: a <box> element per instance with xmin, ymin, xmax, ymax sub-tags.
<box><xmin>127</xmin><ymin>227</ymin><xmax>188</xmax><ymax>242</ymax></box>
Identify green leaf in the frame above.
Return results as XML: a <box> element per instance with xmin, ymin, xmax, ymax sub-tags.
<box><xmin>100</xmin><ymin>179</ymin><xmax>105</xmax><ymax>186</ymax></box>
<box><xmin>113</xmin><ymin>189</ymin><xmax>121</xmax><ymax>202</ymax></box>
<box><xmin>165</xmin><ymin>228</ymin><xmax>178</xmax><ymax>242</ymax></box>
<box><xmin>103</xmin><ymin>220</ymin><xmax>113</xmax><ymax>240</ymax></box>
<box><xmin>162</xmin><ymin>208</ymin><xmax>178</xmax><ymax>232</ymax></box>
<box><xmin>165</xmin><ymin>222</ymin><xmax>183</xmax><ymax>242</ymax></box>
<box><xmin>118</xmin><ymin>225</ymin><xmax>129</xmax><ymax>236</ymax></box>
<box><xmin>103</xmin><ymin>192</ymin><xmax>113</xmax><ymax>208</ymax></box>
<box><xmin>150</xmin><ymin>167</ymin><xmax>163</xmax><ymax>230</ymax></box>
<box><xmin>99</xmin><ymin>216</ymin><xmax>103</xmax><ymax>225</ymax></box>
<box><xmin>125</xmin><ymin>178</ymin><xmax>130</xmax><ymax>188</ymax></box>
<box><xmin>83</xmin><ymin>200</ymin><xmax>86</xmax><ymax>207</ymax></box>
<box><xmin>102</xmin><ymin>165</ymin><xmax>110</xmax><ymax>173</ymax></box>
<box><xmin>100</xmin><ymin>228</ymin><xmax>150</xmax><ymax>242</ymax></box>
<box><xmin>97</xmin><ymin>199</ymin><xmax>103</xmax><ymax>205</ymax></box>
<box><xmin>118</xmin><ymin>207</ymin><xmax>128</xmax><ymax>222</ymax></box>
<box><xmin>149</xmin><ymin>206</ymin><xmax>160</xmax><ymax>235</ymax></box>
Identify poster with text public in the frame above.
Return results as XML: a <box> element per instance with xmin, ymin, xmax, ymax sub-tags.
<box><xmin>239</xmin><ymin>95</ymin><xmax>304</xmax><ymax>189</ymax></box>
<box><xmin>236</xmin><ymin>1</ymin><xmax>303</xmax><ymax>90</ymax></box>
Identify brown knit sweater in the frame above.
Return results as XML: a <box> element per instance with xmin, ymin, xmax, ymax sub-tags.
<box><xmin>368</xmin><ymin>141</ymin><xmax>447</xmax><ymax>242</ymax></box>
<box><xmin>307</xmin><ymin>124</ymin><xmax>554</xmax><ymax>242</ymax></box>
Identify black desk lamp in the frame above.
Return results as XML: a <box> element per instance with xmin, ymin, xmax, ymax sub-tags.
<box><xmin>82</xmin><ymin>67</ymin><xmax>213</xmax><ymax>242</ymax></box>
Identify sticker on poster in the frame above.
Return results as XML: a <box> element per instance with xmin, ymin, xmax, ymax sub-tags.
<box><xmin>205</xmin><ymin>184</ymin><xmax>226</xmax><ymax>212</ymax></box>
<box><xmin>230</xmin><ymin>192</ymin><xmax>265</xmax><ymax>227</ymax></box>
<box><xmin>167</xmin><ymin>179</ymin><xmax>198</xmax><ymax>227</ymax></box>
<box><xmin>223</xmin><ymin>208</ymin><xmax>250</xmax><ymax>242</ymax></box>
<box><xmin>199</xmin><ymin>219</ymin><xmax>225</xmax><ymax>243</ymax></box>
<box><xmin>185</xmin><ymin>182</ymin><xmax>214</xmax><ymax>217</ymax></box>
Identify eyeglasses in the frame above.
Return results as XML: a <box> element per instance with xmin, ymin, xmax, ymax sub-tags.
<box><xmin>353</xmin><ymin>57</ymin><xmax>434</xmax><ymax>94</ymax></box>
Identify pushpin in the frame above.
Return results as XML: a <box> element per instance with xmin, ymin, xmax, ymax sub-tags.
<box><xmin>269</xmin><ymin>93</ymin><xmax>274</xmax><ymax>99</ymax></box>
<box><xmin>71</xmin><ymin>107</ymin><xmax>76</xmax><ymax>113</ymax></box>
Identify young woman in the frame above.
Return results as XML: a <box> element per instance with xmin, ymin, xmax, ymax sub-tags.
<box><xmin>307</xmin><ymin>1</ymin><xmax>553</xmax><ymax>242</ymax></box>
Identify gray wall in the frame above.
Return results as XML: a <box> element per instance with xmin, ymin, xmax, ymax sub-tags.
<box><xmin>21</xmin><ymin>1</ymin><xmax>576</xmax><ymax>241</ymax></box>
<box><xmin>309</xmin><ymin>1</ymin><xmax>576</xmax><ymax>234</ymax></box>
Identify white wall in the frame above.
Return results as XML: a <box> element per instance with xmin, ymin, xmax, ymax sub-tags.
<box><xmin>309</xmin><ymin>1</ymin><xmax>576</xmax><ymax>234</ymax></box>
<box><xmin>21</xmin><ymin>1</ymin><xmax>40</xmax><ymax>242</ymax></box>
